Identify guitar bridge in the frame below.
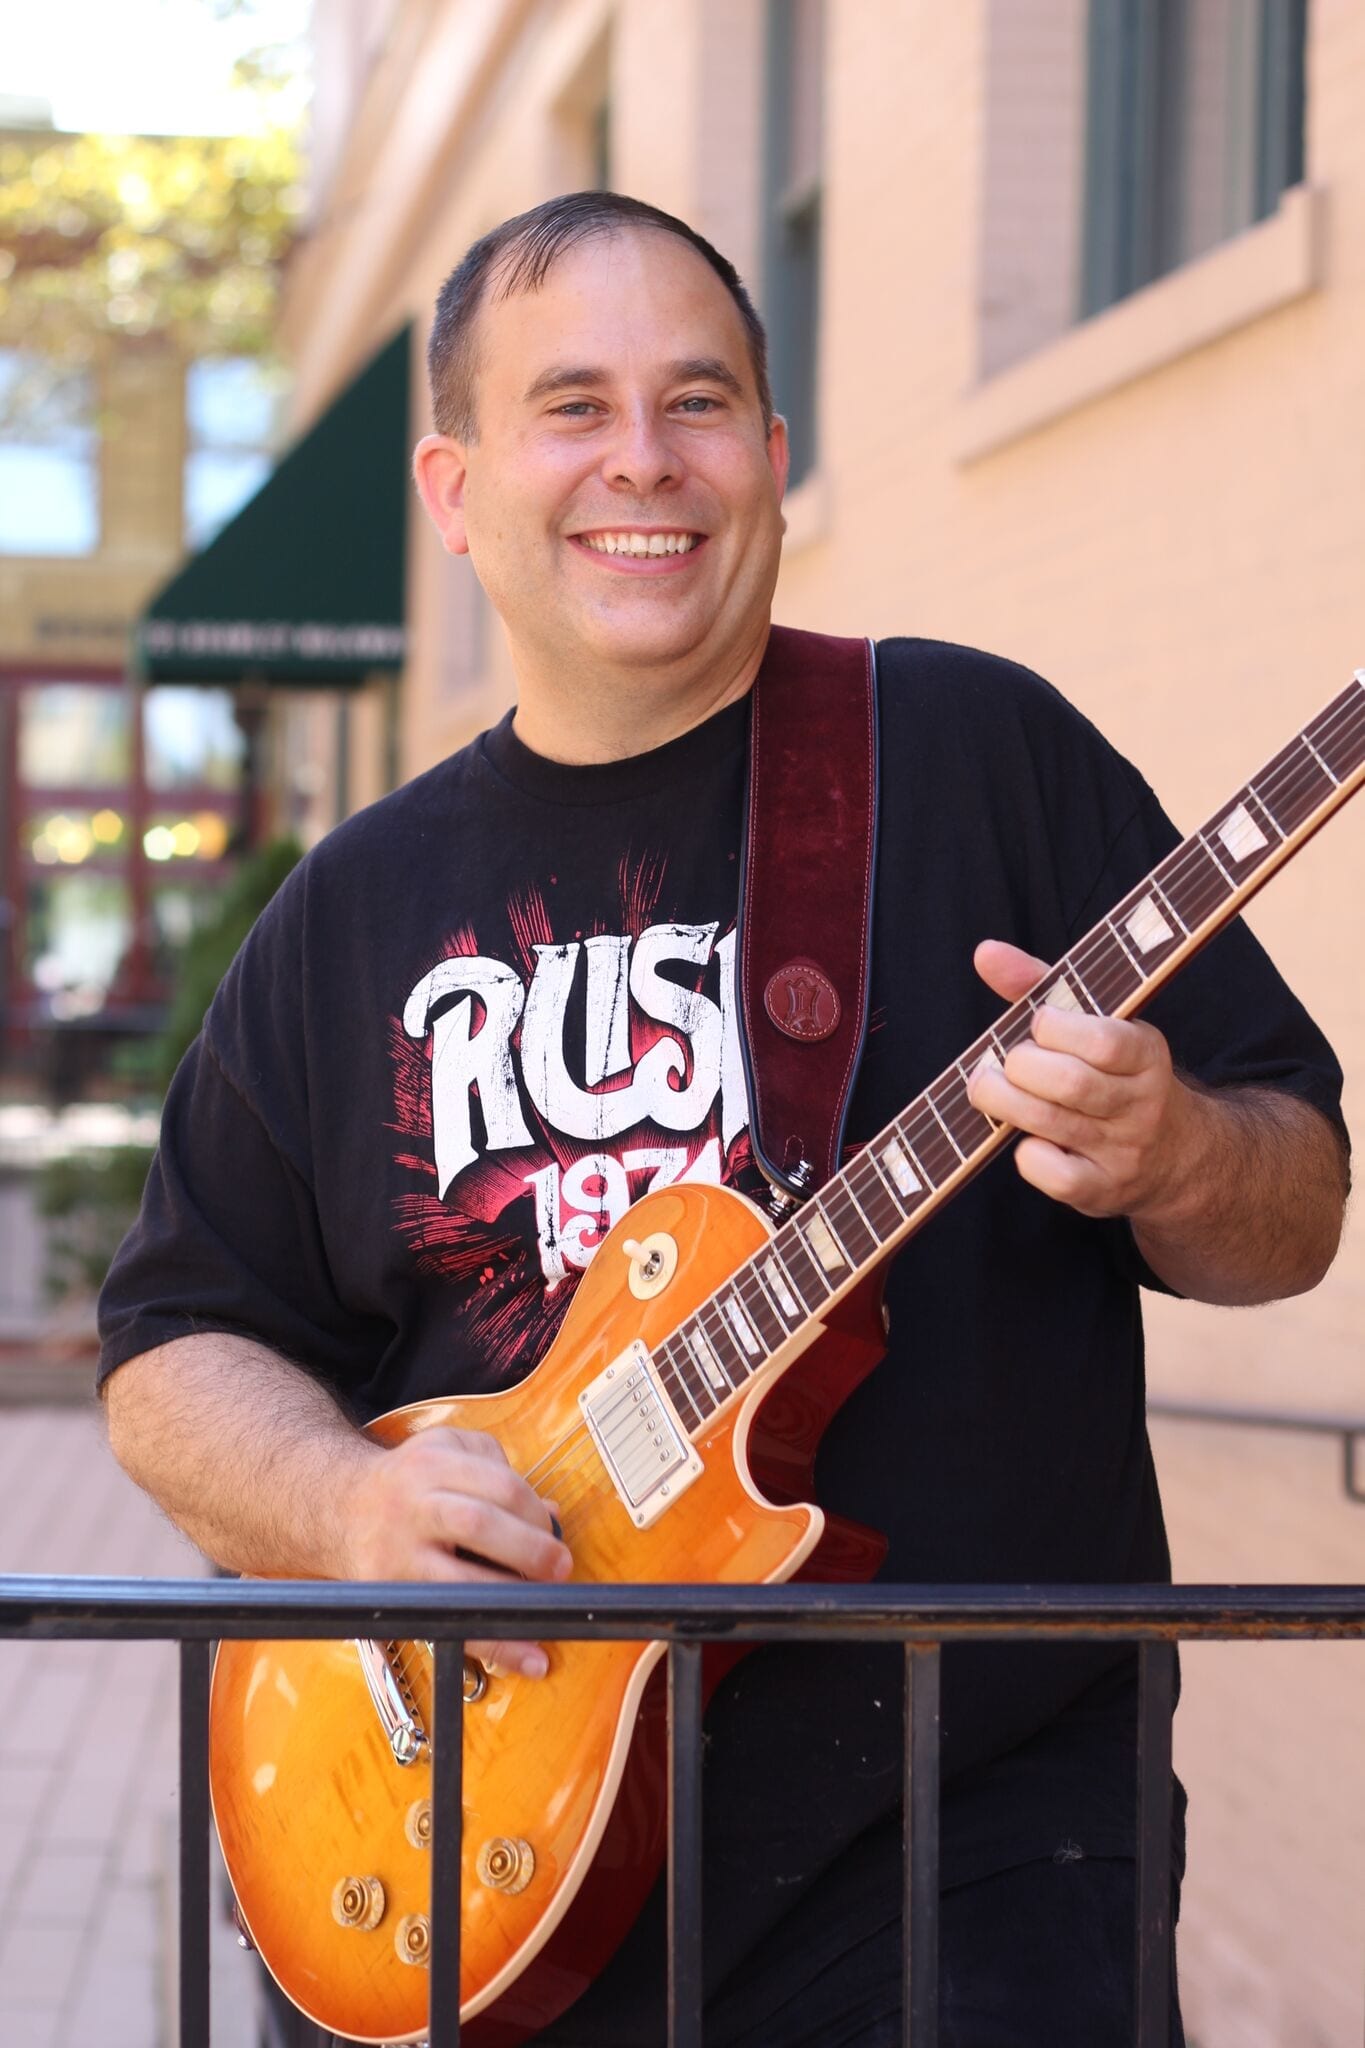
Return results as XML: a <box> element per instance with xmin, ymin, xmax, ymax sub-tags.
<box><xmin>579</xmin><ymin>1341</ymin><xmax>703</xmax><ymax>1529</ymax></box>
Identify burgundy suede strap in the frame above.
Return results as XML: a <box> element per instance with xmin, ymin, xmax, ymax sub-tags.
<box><xmin>739</xmin><ymin>624</ymin><xmax>879</xmax><ymax>1200</ymax></box>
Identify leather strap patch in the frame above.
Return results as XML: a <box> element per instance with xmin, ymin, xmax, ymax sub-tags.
<box><xmin>763</xmin><ymin>960</ymin><xmax>841</xmax><ymax>1042</ymax></box>
<box><xmin>738</xmin><ymin>625</ymin><xmax>878</xmax><ymax>1197</ymax></box>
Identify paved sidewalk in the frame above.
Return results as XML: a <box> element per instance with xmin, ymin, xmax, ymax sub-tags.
<box><xmin>0</xmin><ymin>1386</ymin><xmax>259</xmax><ymax>2048</ymax></box>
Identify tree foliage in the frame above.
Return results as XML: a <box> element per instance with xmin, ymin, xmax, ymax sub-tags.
<box><xmin>0</xmin><ymin>126</ymin><xmax>303</xmax><ymax>368</ymax></box>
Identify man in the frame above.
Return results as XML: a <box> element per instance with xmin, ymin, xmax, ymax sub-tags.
<box><xmin>99</xmin><ymin>193</ymin><xmax>1348</xmax><ymax>2046</ymax></box>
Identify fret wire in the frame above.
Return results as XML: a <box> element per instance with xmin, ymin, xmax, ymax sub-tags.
<box><xmin>1106</xmin><ymin>915</ymin><xmax>1145</xmax><ymax>974</ymax></box>
<box><xmin>1197</xmin><ymin>829</ymin><xmax>1237</xmax><ymax>888</ymax></box>
<box><xmin>823</xmin><ymin>1182</ymin><xmax>879</xmax><ymax>1262</ymax></box>
<box><xmin>1063</xmin><ymin>958</ymin><xmax>1101</xmax><ymax>1010</ymax></box>
<box><xmin>657</xmin><ymin>1341</ymin><xmax>706</xmax><ymax>1427</ymax></box>
<box><xmin>762</xmin><ymin>1241</ymin><xmax>809</xmax><ymax>1318</ymax></box>
<box><xmin>1149</xmin><ymin>877</ymin><xmax>1189</xmax><ymax>934</ymax></box>
<box><xmin>808</xmin><ymin>1198</ymin><xmax>855</xmax><ymax>1266</ymax></box>
<box><xmin>677</xmin><ymin>1315</ymin><xmax>731</xmax><ymax>1399</ymax></box>
<box><xmin>660</xmin><ymin>1335</ymin><xmax>711</xmax><ymax>1421</ymax></box>
<box><xmin>747</xmin><ymin>1257</ymin><xmax>798</xmax><ymax>1332</ymax></box>
<box><xmin>838</xmin><ymin>1173</ymin><xmax>886</xmax><ymax>1247</ymax></box>
<box><xmin>734</xmin><ymin>1265</ymin><xmax>785</xmax><ymax>1348</ymax></box>
<box><xmin>719</xmin><ymin>1287</ymin><xmax>764</xmax><ymax>1364</ymax></box>
<box><xmin>1302</xmin><ymin>733</ymin><xmax>1341</xmax><ymax>786</ymax></box>
<box><xmin>774</xmin><ymin>1227</ymin><xmax>834</xmax><ymax>1308</ymax></box>
<box><xmin>1072</xmin><ymin>925</ymin><xmax>1141</xmax><ymax>1012</ymax></box>
<box><xmin>853</xmin><ymin>1149</ymin><xmax>908</xmax><ymax>1228</ymax></box>
<box><xmin>1244</xmin><ymin>783</ymin><xmax>1285</xmax><ymax>841</ymax></box>
<box><xmin>859</xmin><ymin>1146</ymin><xmax>912</xmax><ymax>1220</ymax></box>
<box><xmin>1167</xmin><ymin>839</ymin><xmax>1233</xmax><ymax>925</ymax></box>
<box><xmin>1256</xmin><ymin>737</ymin><xmax>1333</xmax><ymax>832</ymax></box>
<box><xmin>696</xmin><ymin>1301</ymin><xmax>744</xmax><ymax>1387</ymax></box>
<box><xmin>894</xmin><ymin>1113</ymin><xmax>941</xmax><ymax>1189</ymax></box>
<box><xmin>926</xmin><ymin>1093</ymin><xmax>967</xmax><ymax>1162</ymax></box>
<box><xmin>1308</xmin><ymin>688</ymin><xmax>1365</xmax><ymax>775</ymax></box>
<box><xmin>841</xmin><ymin>1173</ymin><xmax>879</xmax><ymax>1236</ymax></box>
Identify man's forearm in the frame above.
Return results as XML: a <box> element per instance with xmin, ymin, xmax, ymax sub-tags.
<box><xmin>102</xmin><ymin>1333</ymin><xmax>380</xmax><ymax>1577</ymax></box>
<box><xmin>1131</xmin><ymin>1085</ymin><xmax>1349</xmax><ymax>1306</ymax></box>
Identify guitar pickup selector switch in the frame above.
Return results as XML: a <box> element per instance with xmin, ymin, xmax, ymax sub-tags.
<box><xmin>580</xmin><ymin>1340</ymin><xmax>704</xmax><ymax>1528</ymax></box>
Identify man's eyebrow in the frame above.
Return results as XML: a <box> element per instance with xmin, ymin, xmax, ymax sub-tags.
<box><xmin>521</xmin><ymin>357</ymin><xmax>746</xmax><ymax>404</ymax></box>
<box><xmin>522</xmin><ymin>365</ymin><xmax>608</xmax><ymax>403</ymax></box>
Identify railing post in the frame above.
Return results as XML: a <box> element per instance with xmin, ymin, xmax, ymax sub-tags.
<box><xmin>667</xmin><ymin>1641</ymin><xmax>704</xmax><ymax>2048</ymax></box>
<box><xmin>429</xmin><ymin>1639</ymin><xmax>465</xmax><ymax>2048</ymax></box>
<box><xmin>178</xmin><ymin>1639</ymin><xmax>213</xmax><ymax>2048</ymax></box>
<box><xmin>903</xmin><ymin>1643</ymin><xmax>941</xmax><ymax>2048</ymax></box>
<box><xmin>1134</xmin><ymin>1640</ymin><xmax>1175</xmax><ymax>2048</ymax></box>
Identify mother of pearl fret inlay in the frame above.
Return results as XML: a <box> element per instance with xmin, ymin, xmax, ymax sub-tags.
<box><xmin>687</xmin><ymin>1327</ymin><xmax>727</xmax><ymax>1391</ymax></box>
<box><xmin>762</xmin><ymin>1255</ymin><xmax>799</xmax><ymax>1318</ymax></box>
<box><xmin>724</xmin><ymin>1296</ymin><xmax>760</xmax><ymax>1356</ymax></box>
<box><xmin>1217</xmin><ymin>802</ymin><xmax>1268</xmax><ymax>861</ymax></box>
<box><xmin>804</xmin><ymin>1213</ymin><xmax>846</xmax><ymax>1273</ymax></box>
<box><xmin>1045</xmin><ymin>975</ymin><xmax>1082</xmax><ymax>1012</ymax></box>
<box><xmin>1125</xmin><ymin>894</ymin><xmax>1174</xmax><ymax>953</ymax></box>
<box><xmin>881</xmin><ymin>1136</ymin><xmax>922</xmax><ymax>1196</ymax></box>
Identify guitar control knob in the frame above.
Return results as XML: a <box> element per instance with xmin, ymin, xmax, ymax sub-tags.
<box><xmin>405</xmin><ymin>1797</ymin><xmax>433</xmax><ymax>1849</ymax></box>
<box><xmin>395</xmin><ymin>1912</ymin><xmax>431</xmax><ymax>1966</ymax></box>
<box><xmin>331</xmin><ymin>1875</ymin><xmax>385</xmax><ymax>1930</ymax></box>
<box><xmin>463</xmin><ymin>1657</ymin><xmax>488</xmax><ymax>1703</ymax></box>
<box><xmin>476</xmin><ymin>1836</ymin><xmax>535</xmax><ymax>1893</ymax></box>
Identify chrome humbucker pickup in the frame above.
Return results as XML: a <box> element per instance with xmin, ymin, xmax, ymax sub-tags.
<box><xmin>579</xmin><ymin>1340</ymin><xmax>704</xmax><ymax>1528</ymax></box>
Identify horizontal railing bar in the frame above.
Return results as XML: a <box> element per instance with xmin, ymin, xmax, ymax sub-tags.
<box><xmin>1149</xmin><ymin>1397</ymin><xmax>1365</xmax><ymax>1437</ymax></box>
<box><xmin>2</xmin><ymin>1578</ymin><xmax>1364</xmax><ymax>1642</ymax></box>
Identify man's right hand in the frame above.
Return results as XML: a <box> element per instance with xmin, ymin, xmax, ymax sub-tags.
<box><xmin>340</xmin><ymin>1426</ymin><xmax>574</xmax><ymax>1679</ymax></box>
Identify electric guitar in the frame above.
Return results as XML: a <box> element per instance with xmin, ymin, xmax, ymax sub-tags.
<box><xmin>209</xmin><ymin>673</ymin><xmax>1364</xmax><ymax>2045</ymax></box>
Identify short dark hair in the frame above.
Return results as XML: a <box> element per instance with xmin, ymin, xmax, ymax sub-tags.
<box><xmin>427</xmin><ymin>191</ymin><xmax>773</xmax><ymax>442</ymax></box>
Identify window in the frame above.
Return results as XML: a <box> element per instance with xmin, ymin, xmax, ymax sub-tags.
<box><xmin>3</xmin><ymin>676</ymin><xmax>243</xmax><ymax>1029</ymax></box>
<box><xmin>183</xmin><ymin>357</ymin><xmax>282</xmax><ymax>547</ymax></box>
<box><xmin>763</xmin><ymin>0</ymin><xmax>824</xmax><ymax>488</ymax></box>
<box><xmin>1080</xmin><ymin>0</ymin><xmax>1307</xmax><ymax>319</ymax></box>
<box><xmin>0</xmin><ymin>352</ymin><xmax>99</xmax><ymax>557</ymax></box>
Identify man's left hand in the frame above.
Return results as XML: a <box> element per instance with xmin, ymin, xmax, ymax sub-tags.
<box><xmin>967</xmin><ymin>937</ymin><xmax>1204</xmax><ymax>1225</ymax></box>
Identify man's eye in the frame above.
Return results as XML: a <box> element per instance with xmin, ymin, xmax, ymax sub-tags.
<box><xmin>553</xmin><ymin>401</ymin><xmax>599</xmax><ymax>417</ymax></box>
<box><xmin>676</xmin><ymin>395</ymin><xmax>720</xmax><ymax>413</ymax></box>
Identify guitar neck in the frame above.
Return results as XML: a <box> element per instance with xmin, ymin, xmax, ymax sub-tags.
<box><xmin>646</xmin><ymin>673</ymin><xmax>1365</xmax><ymax>1431</ymax></box>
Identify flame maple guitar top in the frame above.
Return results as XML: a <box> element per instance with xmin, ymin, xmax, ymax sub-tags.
<box><xmin>208</xmin><ymin>1181</ymin><xmax>836</xmax><ymax>2045</ymax></box>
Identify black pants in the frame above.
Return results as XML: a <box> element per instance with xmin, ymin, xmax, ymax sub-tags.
<box><xmin>707</xmin><ymin>1854</ymin><xmax>1185</xmax><ymax>2048</ymax></box>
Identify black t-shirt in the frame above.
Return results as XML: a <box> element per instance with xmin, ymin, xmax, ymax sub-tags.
<box><xmin>97</xmin><ymin>637</ymin><xmax>1346</xmax><ymax>2035</ymax></box>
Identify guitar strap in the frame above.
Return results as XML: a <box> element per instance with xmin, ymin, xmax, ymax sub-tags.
<box><xmin>737</xmin><ymin>624</ymin><xmax>880</xmax><ymax>1204</ymax></box>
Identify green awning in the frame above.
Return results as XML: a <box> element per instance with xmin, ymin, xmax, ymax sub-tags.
<box><xmin>137</xmin><ymin>325</ymin><xmax>411</xmax><ymax>687</ymax></box>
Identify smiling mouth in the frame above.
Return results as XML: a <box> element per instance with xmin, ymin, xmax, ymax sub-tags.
<box><xmin>572</xmin><ymin>530</ymin><xmax>703</xmax><ymax>558</ymax></box>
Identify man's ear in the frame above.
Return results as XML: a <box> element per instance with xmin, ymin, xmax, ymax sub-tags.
<box><xmin>412</xmin><ymin>434</ymin><xmax>471</xmax><ymax>556</ymax></box>
<box><xmin>766</xmin><ymin>413</ymin><xmax>791</xmax><ymax>499</ymax></box>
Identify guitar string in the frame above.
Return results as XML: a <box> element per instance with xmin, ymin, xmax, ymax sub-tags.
<box><xmin>498</xmin><ymin>698</ymin><xmax>1365</xmax><ymax>1533</ymax></box>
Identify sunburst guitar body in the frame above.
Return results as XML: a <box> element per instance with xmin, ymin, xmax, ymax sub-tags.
<box><xmin>208</xmin><ymin>1180</ymin><xmax>890</xmax><ymax>2044</ymax></box>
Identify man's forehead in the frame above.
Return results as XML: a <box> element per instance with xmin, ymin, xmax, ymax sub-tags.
<box><xmin>478</xmin><ymin>230</ymin><xmax>753</xmax><ymax>387</ymax></box>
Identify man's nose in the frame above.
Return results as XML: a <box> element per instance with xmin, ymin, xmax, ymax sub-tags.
<box><xmin>601</xmin><ymin>405</ymin><xmax>681</xmax><ymax>493</ymax></box>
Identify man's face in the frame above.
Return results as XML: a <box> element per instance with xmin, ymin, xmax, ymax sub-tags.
<box><xmin>416</xmin><ymin>229</ymin><xmax>789</xmax><ymax>684</ymax></box>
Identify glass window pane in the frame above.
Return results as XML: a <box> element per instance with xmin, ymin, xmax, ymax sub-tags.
<box><xmin>0</xmin><ymin>446</ymin><xmax>99</xmax><ymax>555</ymax></box>
<box><xmin>186</xmin><ymin>357</ymin><xmax>282</xmax><ymax>449</ymax></box>
<box><xmin>183</xmin><ymin>448</ymin><xmax>271</xmax><ymax>547</ymax></box>
<box><xmin>25</xmin><ymin>873</ymin><xmax>132</xmax><ymax>1010</ymax></box>
<box><xmin>18</xmin><ymin>685</ymin><xmax>132</xmax><ymax>788</ymax></box>
<box><xmin>143</xmin><ymin>688</ymin><xmax>246</xmax><ymax>792</ymax></box>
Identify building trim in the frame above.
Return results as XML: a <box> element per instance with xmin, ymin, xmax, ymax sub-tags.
<box><xmin>955</xmin><ymin>180</ymin><xmax>1322</xmax><ymax>464</ymax></box>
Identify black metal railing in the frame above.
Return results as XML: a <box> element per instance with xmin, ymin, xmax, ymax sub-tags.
<box><xmin>1148</xmin><ymin>1396</ymin><xmax>1365</xmax><ymax>1502</ymax></box>
<box><xmin>3</xmin><ymin>1577</ymin><xmax>1364</xmax><ymax>2048</ymax></box>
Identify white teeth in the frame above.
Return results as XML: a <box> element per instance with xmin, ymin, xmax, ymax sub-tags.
<box><xmin>580</xmin><ymin>532</ymin><xmax>697</xmax><ymax>556</ymax></box>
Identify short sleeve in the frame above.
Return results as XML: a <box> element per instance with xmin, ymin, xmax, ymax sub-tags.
<box><xmin>96</xmin><ymin>861</ymin><xmax>393</xmax><ymax>1393</ymax></box>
